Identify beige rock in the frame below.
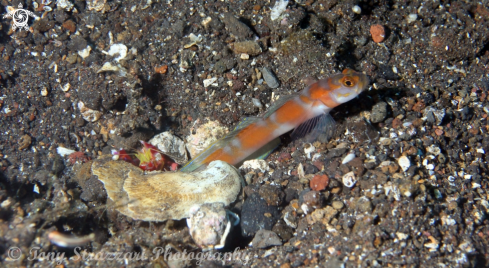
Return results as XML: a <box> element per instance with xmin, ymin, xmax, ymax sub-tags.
<box><xmin>91</xmin><ymin>159</ymin><xmax>242</xmax><ymax>221</ymax></box>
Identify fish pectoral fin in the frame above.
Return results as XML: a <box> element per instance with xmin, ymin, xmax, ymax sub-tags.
<box><xmin>290</xmin><ymin>113</ymin><xmax>336</xmax><ymax>143</ymax></box>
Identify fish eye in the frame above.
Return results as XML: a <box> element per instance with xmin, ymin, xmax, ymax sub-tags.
<box><xmin>343</xmin><ymin>78</ymin><xmax>355</xmax><ymax>87</ymax></box>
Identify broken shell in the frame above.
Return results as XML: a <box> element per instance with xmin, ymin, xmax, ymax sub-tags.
<box><xmin>304</xmin><ymin>143</ymin><xmax>316</xmax><ymax>159</ymax></box>
<box><xmin>423</xmin><ymin>107</ymin><xmax>445</xmax><ymax>125</ymax></box>
<box><xmin>187</xmin><ymin>203</ymin><xmax>240</xmax><ymax>250</ymax></box>
<box><xmin>97</xmin><ymin>62</ymin><xmax>127</xmax><ymax>76</ymax></box>
<box><xmin>201</xmin><ymin>16</ymin><xmax>212</xmax><ymax>27</ymax></box>
<box><xmin>107</xmin><ymin>43</ymin><xmax>127</xmax><ymax>62</ymax></box>
<box><xmin>60</xmin><ymin>83</ymin><xmax>70</xmax><ymax>92</ymax></box>
<box><xmin>183</xmin><ymin>33</ymin><xmax>203</xmax><ymax>49</ymax></box>
<box><xmin>203</xmin><ymin>77</ymin><xmax>218</xmax><ymax>87</ymax></box>
<box><xmin>149</xmin><ymin>132</ymin><xmax>188</xmax><ymax>165</ymax></box>
<box><xmin>240</xmin><ymin>159</ymin><xmax>269</xmax><ymax>173</ymax></box>
<box><xmin>57</xmin><ymin>0</ymin><xmax>74</xmax><ymax>11</ymax></box>
<box><xmin>86</xmin><ymin>0</ymin><xmax>106</xmax><ymax>12</ymax></box>
<box><xmin>91</xmin><ymin>159</ymin><xmax>242</xmax><ymax>221</ymax></box>
<box><xmin>78</xmin><ymin>101</ymin><xmax>103</xmax><ymax>122</ymax></box>
<box><xmin>342</xmin><ymin>171</ymin><xmax>357</xmax><ymax>188</ymax></box>
<box><xmin>270</xmin><ymin>0</ymin><xmax>289</xmax><ymax>21</ymax></box>
<box><xmin>57</xmin><ymin>146</ymin><xmax>76</xmax><ymax>157</ymax></box>
<box><xmin>78</xmin><ymin>46</ymin><xmax>91</xmax><ymax>59</ymax></box>
<box><xmin>97</xmin><ymin>62</ymin><xmax>121</xmax><ymax>72</ymax></box>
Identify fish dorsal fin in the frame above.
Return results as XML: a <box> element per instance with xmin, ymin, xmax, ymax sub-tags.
<box><xmin>263</xmin><ymin>93</ymin><xmax>298</xmax><ymax>118</ymax></box>
<box><xmin>180</xmin><ymin>117</ymin><xmax>262</xmax><ymax>172</ymax></box>
<box><xmin>290</xmin><ymin>113</ymin><xmax>336</xmax><ymax>143</ymax></box>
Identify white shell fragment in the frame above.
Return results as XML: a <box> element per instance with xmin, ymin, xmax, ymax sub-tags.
<box><xmin>33</xmin><ymin>184</ymin><xmax>40</xmax><ymax>194</ymax></box>
<box><xmin>57</xmin><ymin>0</ymin><xmax>74</xmax><ymax>11</ymax></box>
<box><xmin>60</xmin><ymin>83</ymin><xmax>70</xmax><ymax>92</ymax></box>
<box><xmin>427</xmin><ymin>144</ymin><xmax>441</xmax><ymax>156</ymax></box>
<box><xmin>97</xmin><ymin>62</ymin><xmax>127</xmax><ymax>76</ymax></box>
<box><xmin>407</xmin><ymin>14</ymin><xmax>418</xmax><ymax>24</ymax></box>
<box><xmin>297</xmin><ymin>162</ymin><xmax>305</xmax><ymax>179</ymax></box>
<box><xmin>187</xmin><ymin>203</ymin><xmax>239</xmax><ymax>250</ymax></box>
<box><xmin>342</xmin><ymin>171</ymin><xmax>357</xmax><ymax>188</ymax></box>
<box><xmin>107</xmin><ymin>43</ymin><xmax>128</xmax><ymax>62</ymax></box>
<box><xmin>149</xmin><ymin>132</ymin><xmax>188</xmax><ymax>165</ymax></box>
<box><xmin>304</xmin><ymin>143</ymin><xmax>316</xmax><ymax>159</ymax></box>
<box><xmin>203</xmin><ymin>77</ymin><xmax>218</xmax><ymax>87</ymax></box>
<box><xmin>271</xmin><ymin>0</ymin><xmax>289</xmax><ymax>21</ymax></box>
<box><xmin>183</xmin><ymin>33</ymin><xmax>203</xmax><ymax>49</ymax></box>
<box><xmin>78</xmin><ymin>101</ymin><xmax>103</xmax><ymax>122</ymax></box>
<box><xmin>41</xmin><ymin>87</ymin><xmax>48</xmax><ymax>96</ymax></box>
<box><xmin>341</xmin><ymin>153</ymin><xmax>355</xmax><ymax>164</ymax></box>
<box><xmin>201</xmin><ymin>16</ymin><xmax>212</xmax><ymax>27</ymax></box>
<box><xmin>398</xmin><ymin>156</ymin><xmax>411</xmax><ymax>172</ymax></box>
<box><xmin>56</xmin><ymin>146</ymin><xmax>76</xmax><ymax>157</ymax></box>
<box><xmin>91</xmin><ymin>159</ymin><xmax>242</xmax><ymax>221</ymax></box>
<box><xmin>78</xmin><ymin>46</ymin><xmax>91</xmax><ymax>59</ymax></box>
<box><xmin>240</xmin><ymin>159</ymin><xmax>270</xmax><ymax>173</ymax></box>
<box><xmin>86</xmin><ymin>0</ymin><xmax>106</xmax><ymax>12</ymax></box>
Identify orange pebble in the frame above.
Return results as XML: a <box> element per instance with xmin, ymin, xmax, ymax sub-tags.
<box><xmin>155</xmin><ymin>65</ymin><xmax>168</xmax><ymax>74</ymax></box>
<box><xmin>370</xmin><ymin>24</ymin><xmax>386</xmax><ymax>43</ymax></box>
<box><xmin>310</xmin><ymin>174</ymin><xmax>329</xmax><ymax>191</ymax></box>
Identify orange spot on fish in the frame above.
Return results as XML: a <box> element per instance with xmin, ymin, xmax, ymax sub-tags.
<box><xmin>274</xmin><ymin>101</ymin><xmax>306</xmax><ymax>124</ymax></box>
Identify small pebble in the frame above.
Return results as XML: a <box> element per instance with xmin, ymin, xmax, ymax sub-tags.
<box><xmin>407</xmin><ymin>14</ymin><xmax>418</xmax><ymax>24</ymax></box>
<box><xmin>252</xmin><ymin>98</ymin><xmax>263</xmax><ymax>108</ymax></box>
<box><xmin>40</xmin><ymin>87</ymin><xmax>48</xmax><ymax>96</ymax></box>
<box><xmin>261</xmin><ymin>67</ymin><xmax>280</xmax><ymax>88</ymax></box>
<box><xmin>18</xmin><ymin>134</ymin><xmax>32</xmax><ymax>150</ymax></box>
<box><xmin>332</xmin><ymin>201</ymin><xmax>344</xmax><ymax>210</ymax></box>
<box><xmin>370</xmin><ymin>102</ymin><xmax>388</xmax><ymax>123</ymax></box>
<box><xmin>251</xmin><ymin>230</ymin><xmax>282</xmax><ymax>248</ymax></box>
<box><xmin>233</xmin><ymin>41</ymin><xmax>262</xmax><ymax>56</ymax></box>
<box><xmin>370</xmin><ymin>24</ymin><xmax>386</xmax><ymax>43</ymax></box>
<box><xmin>154</xmin><ymin>65</ymin><xmax>168</xmax><ymax>74</ymax></box>
<box><xmin>398</xmin><ymin>156</ymin><xmax>411</xmax><ymax>171</ymax></box>
<box><xmin>62</xmin><ymin>19</ymin><xmax>76</xmax><ymax>33</ymax></box>
<box><xmin>302</xmin><ymin>191</ymin><xmax>322</xmax><ymax>209</ymax></box>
